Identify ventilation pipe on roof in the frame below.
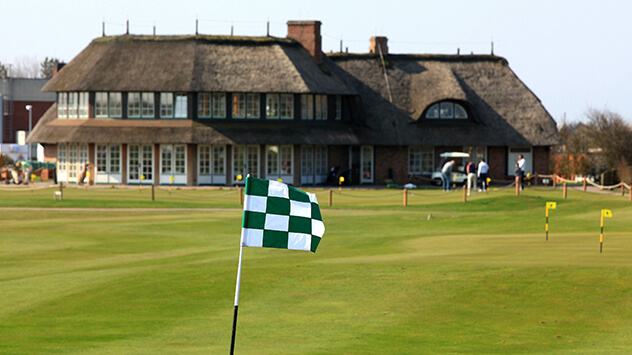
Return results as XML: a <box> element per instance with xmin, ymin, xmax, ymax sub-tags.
<box><xmin>287</xmin><ymin>21</ymin><xmax>322</xmax><ymax>64</ymax></box>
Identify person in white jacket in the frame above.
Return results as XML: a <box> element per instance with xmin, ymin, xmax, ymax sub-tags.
<box><xmin>477</xmin><ymin>159</ymin><xmax>489</xmax><ymax>192</ymax></box>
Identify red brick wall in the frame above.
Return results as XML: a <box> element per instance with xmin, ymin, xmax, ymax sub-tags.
<box><xmin>487</xmin><ymin>147</ymin><xmax>507</xmax><ymax>180</ymax></box>
<box><xmin>533</xmin><ymin>146</ymin><xmax>551</xmax><ymax>175</ymax></box>
<box><xmin>43</xmin><ymin>144</ymin><xmax>57</xmax><ymax>162</ymax></box>
<box><xmin>3</xmin><ymin>100</ymin><xmax>54</xmax><ymax>143</ymax></box>
<box><xmin>375</xmin><ymin>146</ymin><xmax>407</xmax><ymax>184</ymax></box>
<box><xmin>287</xmin><ymin>21</ymin><xmax>322</xmax><ymax>64</ymax></box>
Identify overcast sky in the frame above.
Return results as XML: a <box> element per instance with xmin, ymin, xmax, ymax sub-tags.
<box><xmin>2</xmin><ymin>0</ymin><xmax>631</xmax><ymax>123</ymax></box>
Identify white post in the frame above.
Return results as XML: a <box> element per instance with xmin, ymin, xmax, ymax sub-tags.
<box><xmin>230</xmin><ymin>243</ymin><xmax>244</xmax><ymax>355</ymax></box>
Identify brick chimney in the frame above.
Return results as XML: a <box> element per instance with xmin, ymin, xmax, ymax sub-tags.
<box><xmin>369</xmin><ymin>36</ymin><xmax>388</xmax><ymax>55</ymax></box>
<box><xmin>287</xmin><ymin>20</ymin><xmax>322</xmax><ymax>64</ymax></box>
<box><xmin>53</xmin><ymin>62</ymin><xmax>66</xmax><ymax>77</ymax></box>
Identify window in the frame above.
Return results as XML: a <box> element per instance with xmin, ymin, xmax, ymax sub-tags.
<box><xmin>408</xmin><ymin>146</ymin><xmax>434</xmax><ymax>175</ymax></box>
<box><xmin>57</xmin><ymin>92</ymin><xmax>68</xmax><ymax>118</ymax></box>
<box><xmin>160</xmin><ymin>93</ymin><xmax>173</xmax><ymax>118</ymax></box>
<box><xmin>142</xmin><ymin>93</ymin><xmax>155</xmax><ymax>118</ymax></box>
<box><xmin>213</xmin><ymin>93</ymin><xmax>226</xmax><ymax>118</ymax></box>
<box><xmin>199</xmin><ymin>93</ymin><xmax>226</xmax><ymax>119</ymax></box>
<box><xmin>78</xmin><ymin>92</ymin><xmax>89</xmax><ymax>118</ymax></box>
<box><xmin>300</xmin><ymin>145</ymin><xmax>328</xmax><ymax>185</ymax></box>
<box><xmin>266</xmin><ymin>94</ymin><xmax>279</xmax><ymax>119</ymax></box>
<box><xmin>301</xmin><ymin>94</ymin><xmax>314</xmax><ymax>120</ymax></box>
<box><xmin>95</xmin><ymin>144</ymin><xmax>122</xmax><ymax>184</ymax></box>
<box><xmin>233</xmin><ymin>145</ymin><xmax>259</xmax><ymax>181</ymax></box>
<box><xmin>128</xmin><ymin>92</ymin><xmax>155</xmax><ymax>118</ymax></box>
<box><xmin>425</xmin><ymin>102</ymin><xmax>468</xmax><ymax>120</ymax></box>
<box><xmin>161</xmin><ymin>144</ymin><xmax>186</xmax><ymax>178</ymax></box>
<box><xmin>232</xmin><ymin>93</ymin><xmax>246</xmax><ymax>118</ymax></box>
<box><xmin>95</xmin><ymin>92</ymin><xmax>108</xmax><ymax>118</ymax></box>
<box><xmin>266</xmin><ymin>145</ymin><xmax>293</xmax><ymax>178</ymax></box>
<box><xmin>174</xmin><ymin>93</ymin><xmax>187</xmax><ymax>118</ymax></box>
<box><xmin>246</xmin><ymin>93</ymin><xmax>260</xmax><ymax>118</ymax></box>
<box><xmin>58</xmin><ymin>143</ymin><xmax>67</xmax><ymax>172</ymax></box>
<box><xmin>198</xmin><ymin>93</ymin><xmax>211</xmax><ymax>118</ymax></box>
<box><xmin>280</xmin><ymin>94</ymin><xmax>294</xmax><ymax>119</ymax></box>
<box><xmin>315</xmin><ymin>94</ymin><xmax>327</xmax><ymax>120</ymax></box>
<box><xmin>198</xmin><ymin>145</ymin><xmax>226</xmax><ymax>185</ymax></box>
<box><xmin>67</xmin><ymin>92</ymin><xmax>78</xmax><ymax>118</ymax></box>
<box><xmin>128</xmin><ymin>92</ymin><xmax>141</xmax><ymax>118</ymax></box>
<box><xmin>335</xmin><ymin>95</ymin><xmax>342</xmax><ymax>120</ymax></box>
<box><xmin>361</xmin><ymin>145</ymin><xmax>374</xmax><ymax>183</ymax></box>
<box><xmin>109</xmin><ymin>92</ymin><xmax>122</xmax><ymax>118</ymax></box>
<box><xmin>128</xmin><ymin>144</ymin><xmax>154</xmax><ymax>182</ymax></box>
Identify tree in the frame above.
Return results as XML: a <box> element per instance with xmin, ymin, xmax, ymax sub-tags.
<box><xmin>584</xmin><ymin>108</ymin><xmax>632</xmax><ymax>184</ymax></box>
<box><xmin>0</xmin><ymin>61</ymin><xmax>7</xmax><ymax>78</ymax></box>
<box><xmin>40</xmin><ymin>57</ymin><xmax>61</xmax><ymax>79</ymax></box>
<box><xmin>11</xmin><ymin>56</ymin><xmax>39</xmax><ymax>78</ymax></box>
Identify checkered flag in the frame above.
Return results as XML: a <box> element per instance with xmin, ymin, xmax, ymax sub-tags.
<box><xmin>241</xmin><ymin>176</ymin><xmax>325</xmax><ymax>253</ymax></box>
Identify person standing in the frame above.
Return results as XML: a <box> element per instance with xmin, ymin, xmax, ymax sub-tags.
<box><xmin>477</xmin><ymin>159</ymin><xmax>489</xmax><ymax>192</ymax></box>
<box><xmin>441</xmin><ymin>160</ymin><xmax>455</xmax><ymax>191</ymax></box>
<box><xmin>517</xmin><ymin>154</ymin><xmax>526</xmax><ymax>190</ymax></box>
<box><xmin>466</xmin><ymin>161</ymin><xmax>477</xmax><ymax>196</ymax></box>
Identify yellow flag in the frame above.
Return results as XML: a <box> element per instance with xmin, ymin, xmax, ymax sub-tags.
<box><xmin>546</xmin><ymin>202</ymin><xmax>557</xmax><ymax>209</ymax></box>
<box><xmin>602</xmin><ymin>209</ymin><xmax>613</xmax><ymax>218</ymax></box>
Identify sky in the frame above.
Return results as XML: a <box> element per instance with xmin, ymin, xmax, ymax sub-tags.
<box><xmin>2</xmin><ymin>0</ymin><xmax>631</xmax><ymax>124</ymax></box>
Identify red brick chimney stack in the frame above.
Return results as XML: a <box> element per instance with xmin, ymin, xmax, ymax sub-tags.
<box><xmin>369</xmin><ymin>36</ymin><xmax>388</xmax><ymax>55</ymax></box>
<box><xmin>287</xmin><ymin>20</ymin><xmax>322</xmax><ymax>64</ymax></box>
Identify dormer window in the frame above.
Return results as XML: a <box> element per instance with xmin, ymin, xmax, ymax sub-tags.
<box><xmin>425</xmin><ymin>101</ymin><xmax>468</xmax><ymax>119</ymax></box>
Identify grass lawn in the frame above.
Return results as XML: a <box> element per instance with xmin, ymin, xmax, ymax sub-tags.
<box><xmin>1</xmin><ymin>186</ymin><xmax>631</xmax><ymax>354</ymax></box>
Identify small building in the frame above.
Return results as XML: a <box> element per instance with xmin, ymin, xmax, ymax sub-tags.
<box><xmin>28</xmin><ymin>20</ymin><xmax>559</xmax><ymax>186</ymax></box>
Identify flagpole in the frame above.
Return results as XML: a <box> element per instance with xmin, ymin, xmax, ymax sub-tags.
<box><xmin>230</xmin><ymin>243</ymin><xmax>244</xmax><ymax>355</ymax></box>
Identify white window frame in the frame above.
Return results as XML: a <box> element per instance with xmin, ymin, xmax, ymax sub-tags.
<box><xmin>232</xmin><ymin>145</ymin><xmax>259</xmax><ymax>183</ymax></box>
<box><xmin>95</xmin><ymin>92</ymin><xmax>108</xmax><ymax>118</ymax></box>
<box><xmin>109</xmin><ymin>92</ymin><xmax>122</xmax><ymax>118</ymax></box>
<box><xmin>408</xmin><ymin>146</ymin><xmax>434</xmax><ymax>175</ymax></box>
<box><xmin>57</xmin><ymin>143</ymin><xmax>67</xmax><ymax>182</ymax></box>
<box><xmin>280</xmin><ymin>94</ymin><xmax>294</xmax><ymax>119</ymax></box>
<box><xmin>67</xmin><ymin>92</ymin><xmax>78</xmax><ymax>118</ymax></box>
<box><xmin>95</xmin><ymin>144</ymin><xmax>122</xmax><ymax>184</ymax></box>
<box><xmin>78</xmin><ymin>92</ymin><xmax>89</xmax><ymax>118</ymax></box>
<box><xmin>159</xmin><ymin>144</ymin><xmax>187</xmax><ymax>185</ymax></box>
<box><xmin>266</xmin><ymin>145</ymin><xmax>294</xmax><ymax>184</ymax></box>
<box><xmin>57</xmin><ymin>93</ymin><xmax>68</xmax><ymax>118</ymax></box>
<box><xmin>246</xmin><ymin>93</ymin><xmax>260</xmax><ymax>119</ymax></box>
<box><xmin>128</xmin><ymin>144</ymin><xmax>154</xmax><ymax>184</ymax></box>
<box><xmin>198</xmin><ymin>144</ymin><xmax>226</xmax><ymax>185</ymax></box>
<box><xmin>315</xmin><ymin>94</ymin><xmax>327</xmax><ymax>120</ymax></box>
<box><xmin>300</xmin><ymin>145</ymin><xmax>328</xmax><ymax>185</ymax></box>
<box><xmin>301</xmin><ymin>94</ymin><xmax>314</xmax><ymax>120</ymax></box>
<box><xmin>266</xmin><ymin>94</ymin><xmax>280</xmax><ymax>119</ymax></box>
<box><xmin>360</xmin><ymin>145</ymin><xmax>374</xmax><ymax>184</ymax></box>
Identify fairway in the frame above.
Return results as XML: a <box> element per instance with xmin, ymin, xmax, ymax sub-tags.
<box><xmin>1</xmin><ymin>186</ymin><xmax>632</xmax><ymax>354</ymax></box>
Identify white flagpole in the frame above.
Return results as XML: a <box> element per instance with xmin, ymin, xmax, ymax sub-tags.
<box><xmin>230</xmin><ymin>242</ymin><xmax>244</xmax><ymax>354</ymax></box>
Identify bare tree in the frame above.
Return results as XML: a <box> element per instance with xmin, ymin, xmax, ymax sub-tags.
<box><xmin>584</xmin><ymin>108</ymin><xmax>632</xmax><ymax>183</ymax></box>
<box><xmin>40</xmin><ymin>57</ymin><xmax>61</xmax><ymax>79</ymax></box>
<box><xmin>11</xmin><ymin>55</ymin><xmax>40</xmax><ymax>78</ymax></box>
<box><xmin>0</xmin><ymin>61</ymin><xmax>7</xmax><ymax>78</ymax></box>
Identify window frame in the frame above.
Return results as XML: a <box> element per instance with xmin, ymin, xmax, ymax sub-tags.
<box><xmin>425</xmin><ymin>101</ymin><xmax>469</xmax><ymax>120</ymax></box>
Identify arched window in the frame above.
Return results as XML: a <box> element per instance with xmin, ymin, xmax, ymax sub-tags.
<box><xmin>425</xmin><ymin>102</ymin><xmax>468</xmax><ymax>119</ymax></box>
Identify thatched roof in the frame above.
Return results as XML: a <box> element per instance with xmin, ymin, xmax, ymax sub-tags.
<box><xmin>43</xmin><ymin>35</ymin><xmax>356</xmax><ymax>95</ymax></box>
<box><xmin>328</xmin><ymin>54</ymin><xmax>560</xmax><ymax>146</ymax></box>
<box><xmin>31</xmin><ymin>34</ymin><xmax>558</xmax><ymax>148</ymax></box>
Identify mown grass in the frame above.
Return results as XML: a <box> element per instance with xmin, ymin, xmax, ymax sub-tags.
<box><xmin>0</xmin><ymin>186</ymin><xmax>631</xmax><ymax>354</ymax></box>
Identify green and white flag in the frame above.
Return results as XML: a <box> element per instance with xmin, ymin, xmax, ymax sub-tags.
<box><xmin>241</xmin><ymin>176</ymin><xmax>325</xmax><ymax>253</ymax></box>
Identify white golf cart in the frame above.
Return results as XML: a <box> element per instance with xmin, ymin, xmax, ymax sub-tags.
<box><xmin>431</xmin><ymin>152</ymin><xmax>471</xmax><ymax>186</ymax></box>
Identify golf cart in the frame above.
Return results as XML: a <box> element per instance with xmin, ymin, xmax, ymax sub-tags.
<box><xmin>431</xmin><ymin>152</ymin><xmax>471</xmax><ymax>186</ymax></box>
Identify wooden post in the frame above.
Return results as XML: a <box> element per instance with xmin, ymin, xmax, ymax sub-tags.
<box><xmin>463</xmin><ymin>184</ymin><xmax>467</xmax><ymax>202</ymax></box>
<box><xmin>622</xmin><ymin>185</ymin><xmax>625</xmax><ymax>196</ymax></box>
<box><xmin>329</xmin><ymin>189</ymin><xmax>332</xmax><ymax>207</ymax></box>
<box><xmin>553</xmin><ymin>176</ymin><xmax>557</xmax><ymax>188</ymax></box>
<box><xmin>59</xmin><ymin>182</ymin><xmax>63</xmax><ymax>200</ymax></box>
<box><xmin>563</xmin><ymin>183</ymin><xmax>567</xmax><ymax>199</ymax></box>
<box><xmin>515</xmin><ymin>180</ymin><xmax>520</xmax><ymax>196</ymax></box>
<box><xmin>151</xmin><ymin>184</ymin><xmax>155</xmax><ymax>201</ymax></box>
<box><xmin>583</xmin><ymin>177</ymin><xmax>587</xmax><ymax>191</ymax></box>
<box><xmin>629</xmin><ymin>186</ymin><xmax>631</xmax><ymax>202</ymax></box>
<box><xmin>403</xmin><ymin>188</ymin><xmax>408</xmax><ymax>207</ymax></box>
<box><xmin>239</xmin><ymin>187</ymin><xmax>244</xmax><ymax>205</ymax></box>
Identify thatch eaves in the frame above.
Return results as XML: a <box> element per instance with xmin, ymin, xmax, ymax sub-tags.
<box><xmin>43</xmin><ymin>35</ymin><xmax>355</xmax><ymax>95</ymax></box>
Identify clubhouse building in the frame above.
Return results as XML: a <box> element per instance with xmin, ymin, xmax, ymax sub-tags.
<box><xmin>28</xmin><ymin>21</ymin><xmax>559</xmax><ymax>186</ymax></box>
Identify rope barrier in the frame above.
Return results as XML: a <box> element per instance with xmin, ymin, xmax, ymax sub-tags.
<box><xmin>334</xmin><ymin>190</ymin><xmax>404</xmax><ymax>198</ymax></box>
<box><xmin>154</xmin><ymin>186</ymin><xmax>239</xmax><ymax>198</ymax></box>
